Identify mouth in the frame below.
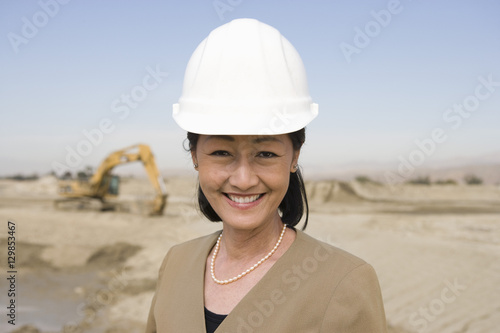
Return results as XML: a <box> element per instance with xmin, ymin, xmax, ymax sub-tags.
<box><xmin>224</xmin><ymin>193</ymin><xmax>264</xmax><ymax>204</ymax></box>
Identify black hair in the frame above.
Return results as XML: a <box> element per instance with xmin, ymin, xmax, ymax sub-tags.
<box><xmin>186</xmin><ymin>129</ymin><xmax>309</xmax><ymax>230</ymax></box>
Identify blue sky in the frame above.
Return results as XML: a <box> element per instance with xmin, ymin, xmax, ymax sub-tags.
<box><xmin>1</xmin><ymin>0</ymin><xmax>499</xmax><ymax>177</ymax></box>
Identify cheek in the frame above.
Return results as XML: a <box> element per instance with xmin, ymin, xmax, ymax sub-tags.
<box><xmin>277</xmin><ymin>173</ymin><xmax>291</xmax><ymax>195</ymax></box>
<box><xmin>198</xmin><ymin>166</ymin><xmax>226</xmax><ymax>194</ymax></box>
<box><xmin>260</xmin><ymin>165</ymin><xmax>291</xmax><ymax>195</ymax></box>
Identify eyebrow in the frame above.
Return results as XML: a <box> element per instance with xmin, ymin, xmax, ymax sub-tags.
<box><xmin>252</xmin><ymin>136</ymin><xmax>283</xmax><ymax>144</ymax></box>
<box><xmin>206</xmin><ymin>135</ymin><xmax>283</xmax><ymax>144</ymax></box>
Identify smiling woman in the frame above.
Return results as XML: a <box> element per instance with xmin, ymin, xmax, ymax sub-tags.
<box><xmin>146</xmin><ymin>18</ymin><xmax>387</xmax><ymax>333</ymax></box>
<box><xmin>188</xmin><ymin>131</ymin><xmax>307</xmax><ymax>228</ymax></box>
<box><xmin>195</xmin><ymin>133</ymin><xmax>297</xmax><ymax>226</ymax></box>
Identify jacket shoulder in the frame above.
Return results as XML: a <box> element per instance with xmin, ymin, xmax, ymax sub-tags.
<box><xmin>155</xmin><ymin>231</ymin><xmax>220</xmax><ymax>282</ymax></box>
<box><xmin>167</xmin><ymin>231</ymin><xmax>220</xmax><ymax>256</ymax></box>
<box><xmin>294</xmin><ymin>230</ymin><xmax>368</xmax><ymax>271</ymax></box>
<box><xmin>293</xmin><ymin>231</ymin><xmax>387</xmax><ymax>332</ymax></box>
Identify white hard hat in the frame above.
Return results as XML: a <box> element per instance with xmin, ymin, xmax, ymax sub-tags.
<box><xmin>173</xmin><ymin>18</ymin><xmax>318</xmax><ymax>135</ymax></box>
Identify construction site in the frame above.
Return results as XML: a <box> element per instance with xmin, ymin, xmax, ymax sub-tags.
<box><xmin>2</xmin><ymin>2</ymin><xmax>499</xmax><ymax>332</ymax></box>
<box><xmin>1</xmin><ymin>164</ymin><xmax>499</xmax><ymax>332</ymax></box>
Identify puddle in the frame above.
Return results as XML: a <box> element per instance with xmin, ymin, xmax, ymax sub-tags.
<box><xmin>1</xmin><ymin>269</ymin><xmax>106</xmax><ymax>333</ymax></box>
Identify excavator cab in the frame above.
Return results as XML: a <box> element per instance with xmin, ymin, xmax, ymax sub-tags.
<box><xmin>107</xmin><ymin>175</ymin><xmax>120</xmax><ymax>196</ymax></box>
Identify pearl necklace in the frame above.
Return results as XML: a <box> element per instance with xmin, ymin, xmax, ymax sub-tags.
<box><xmin>210</xmin><ymin>224</ymin><xmax>287</xmax><ymax>285</ymax></box>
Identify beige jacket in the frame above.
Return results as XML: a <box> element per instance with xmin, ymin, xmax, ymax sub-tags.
<box><xmin>145</xmin><ymin>230</ymin><xmax>387</xmax><ymax>332</ymax></box>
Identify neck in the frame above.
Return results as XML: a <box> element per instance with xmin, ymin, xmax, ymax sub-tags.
<box><xmin>219</xmin><ymin>215</ymin><xmax>285</xmax><ymax>262</ymax></box>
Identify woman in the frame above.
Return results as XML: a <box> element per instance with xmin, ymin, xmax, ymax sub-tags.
<box><xmin>146</xmin><ymin>19</ymin><xmax>387</xmax><ymax>332</ymax></box>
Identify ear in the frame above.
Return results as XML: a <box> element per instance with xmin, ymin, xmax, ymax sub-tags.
<box><xmin>290</xmin><ymin>149</ymin><xmax>301</xmax><ymax>173</ymax></box>
<box><xmin>191</xmin><ymin>150</ymin><xmax>198</xmax><ymax>170</ymax></box>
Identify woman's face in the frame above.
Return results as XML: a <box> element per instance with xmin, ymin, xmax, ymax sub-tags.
<box><xmin>192</xmin><ymin>134</ymin><xmax>299</xmax><ymax>231</ymax></box>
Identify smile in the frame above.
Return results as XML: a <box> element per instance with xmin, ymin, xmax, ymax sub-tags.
<box><xmin>225</xmin><ymin>193</ymin><xmax>264</xmax><ymax>204</ymax></box>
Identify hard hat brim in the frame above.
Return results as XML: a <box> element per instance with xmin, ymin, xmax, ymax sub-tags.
<box><xmin>173</xmin><ymin>102</ymin><xmax>318</xmax><ymax>135</ymax></box>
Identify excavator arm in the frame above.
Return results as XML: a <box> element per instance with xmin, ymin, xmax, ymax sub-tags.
<box><xmin>89</xmin><ymin>144</ymin><xmax>168</xmax><ymax>215</ymax></box>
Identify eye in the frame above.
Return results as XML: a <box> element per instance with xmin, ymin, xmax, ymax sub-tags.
<box><xmin>258</xmin><ymin>151</ymin><xmax>278</xmax><ymax>158</ymax></box>
<box><xmin>210</xmin><ymin>150</ymin><xmax>231</xmax><ymax>157</ymax></box>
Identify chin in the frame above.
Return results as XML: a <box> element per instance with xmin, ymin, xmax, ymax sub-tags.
<box><xmin>220</xmin><ymin>209</ymin><xmax>278</xmax><ymax>230</ymax></box>
<box><xmin>221</xmin><ymin>215</ymin><xmax>261</xmax><ymax>230</ymax></box>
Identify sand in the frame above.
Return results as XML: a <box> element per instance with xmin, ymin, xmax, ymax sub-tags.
<box><xmin>0</xmin><ymin>175</ymin><xmax>499</xmax><ymax>333</ymax></box>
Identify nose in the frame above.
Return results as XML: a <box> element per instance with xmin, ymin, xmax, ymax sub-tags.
<box><xmin>228</xmin><ymin>157</ymin><xmax>259</xmax><ymax>191</ymax></box>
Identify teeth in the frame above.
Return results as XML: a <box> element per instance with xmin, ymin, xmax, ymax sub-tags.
<box><xmin>228</xmin><ymin>194</ymin><xmax>261</xmax><ymax>203</ymax></box>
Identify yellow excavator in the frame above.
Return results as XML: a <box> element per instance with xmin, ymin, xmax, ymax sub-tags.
<box><xmin>56</xmin><ymin>144</ymin><xmax>167</xmax><ymax>215</ymax></box>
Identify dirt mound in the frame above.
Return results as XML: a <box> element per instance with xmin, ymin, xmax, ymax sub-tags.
<box><xmin>86</xmin><ymin>242</ymin><xmax>142</xmax><ymax>268</ymax></box>
<box><xmin>306</xmin><ymin>180</ymin><xmax>366</xmax><ymax>204</ymax></box>
<box><xmin>10</xmin><ymin>325</ymin><xmax>41</xmax><ymax>333</ymax></box>
<box><xmin>352</xmin><ymin>181</ymin><xmax>500</xmax><ymax>203</ymax></box>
